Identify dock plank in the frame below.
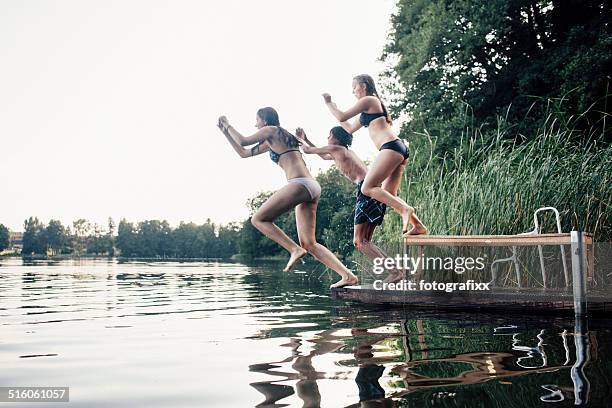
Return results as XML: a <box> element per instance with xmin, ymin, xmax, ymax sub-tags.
<box><xmin>403</xmin><ymin>233</ymin><xmax>593</xmax><ymax>246</ymax></box>
<box><xmin>332</xmin><ymin>285</ymin><xmax>611</xmax><ymax>315</ymax></box>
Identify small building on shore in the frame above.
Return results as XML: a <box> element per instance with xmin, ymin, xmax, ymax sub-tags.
<box><xmin>9</xmin><ymin>231</ymin><xmax>23</xmax><ymax>250</ymax></box>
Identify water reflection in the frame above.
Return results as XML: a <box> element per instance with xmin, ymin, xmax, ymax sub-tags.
<box><xmin>0</xmin><ymin>258</ymin><xmax>610</xmax><ymax>407</ymax></box>
<box><xmin>248</xmin><ymin>310</ymin><xmax>604</xmax><ymax>407</ymax></box>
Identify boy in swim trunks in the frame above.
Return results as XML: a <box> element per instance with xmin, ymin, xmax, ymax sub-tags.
<box><xmin>295</xmin><ymin>126</ymin><xmax>403</xmax><ymax>283</ymax></box>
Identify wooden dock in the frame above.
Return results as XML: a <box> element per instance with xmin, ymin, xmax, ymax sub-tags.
<box><xmin>331</xmin><ymin>285</ymin><xmax>612</xmax><ymax>315</ymax></box>
<box><xmin>332</xmin><ymin>231</ymin><xmax>611</xmax><ymax>315</ymax></box>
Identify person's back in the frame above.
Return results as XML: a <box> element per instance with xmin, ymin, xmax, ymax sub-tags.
<box><xmin>264</xmin><ymin>125</ymin><xmax>313</xmax><ymax>180</ymax></box>
<box><xmin>328</xmin><ymin>145</ymin><xmax>368</xmax><ymax>185</ymax></box>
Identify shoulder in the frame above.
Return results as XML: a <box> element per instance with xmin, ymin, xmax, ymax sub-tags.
<box><xmin>357</xmin><ymin>95</ymin><xmax>380</xmax><ymax>112</ymax></box>
<box><xmin>329</xmin><ymin>145</ymin><xmax>350</xmax><ymax>157</ymax></box>
<box><xmin>327</xmin><ymin>145</ymin><xmax>344</xmax><ymax>153</ymax></box>
<box><xmin>261</xmin><ymin>126</ymin><xmax>278</xmax><ymax>137</ymax></box>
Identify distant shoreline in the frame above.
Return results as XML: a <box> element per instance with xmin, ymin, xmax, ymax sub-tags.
<box><xmin>2</xmin><ymin>254</ymin><xmax>289</xmax><ymax>263</ymax></box>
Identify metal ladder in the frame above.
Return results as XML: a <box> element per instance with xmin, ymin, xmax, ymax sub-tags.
<box><xmin>490</xmin><ymin>207</ymin><xmax>569</xmax><ymax>288</ymax></box>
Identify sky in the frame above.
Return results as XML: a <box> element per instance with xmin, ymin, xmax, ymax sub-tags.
<box><xmin>0</xmin><ymin>0</ymin><xmax>397</xmax><ymax>232</ymax></box>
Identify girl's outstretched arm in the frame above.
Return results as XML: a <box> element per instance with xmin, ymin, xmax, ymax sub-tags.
<box><xmin>218</xmin><ymin>120</ymin><xmax>269</xmax><ymax>158</ymax></box>
<box><xmin>339</xmin><ymin>119</ymin><xmax>362</xmax><ymax>135</ymax></box>
<box><xmin>322</xmin><ymin>94</ymin><xmax>365</xmax><ymax>134</ymax></box>
<box><xmin>322</xmin><ymin>93</ymin><xmax>370</xmax><ymax>122</ymax></box>
<box><xmin>219</xmin><ymin>116</ymin><xmax>274</xmax><ymax>146</ymax></box>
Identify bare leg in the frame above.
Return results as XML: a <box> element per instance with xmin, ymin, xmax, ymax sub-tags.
<box><xmin>355</xmin><ymin>223</ymin><xmax>404</xmax><ymax>283</ymax></box>
<box><xmin>251</xmin><ymin>183</ymin><xmax>310</xmax><ymax>271</ymax></box>
<box><xmin>380</xmin><ymin>158</ymin><xmax>405</xmax><ymax>196</ymax></box>
<box><xmin>354</xmin><ymin>223</ymin><xmax>387</xmax><ymax>261</ymax></box>
<box><xmin>364</xmin><ymin>221</ymin><xmax>375</xmax><ymax>241</ymax></box>
<box><xmin>382</xmin><ymin>157</ymin><xmax>427</xmax><ymax>235</ymax></box>
<box><xmin>361</xmin><ymin>150</ymin><xmax>413</xmax><ymax>234</ymax></box>
<box><xmin>295</xmin><ymin>199</ymin><xmax>358</xmax><ymax>288</ymax></box>
<box><xmin>363</xmin><ymin>149</ymin><xmax>426</xmax><ymax>237</ymax></box>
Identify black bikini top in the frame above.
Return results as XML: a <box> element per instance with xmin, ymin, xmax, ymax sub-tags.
<box><xmin>269</xmin><ymin>148</ymin><xmax>300</xmax><ymax>164</ymax></box>
<box><xmin>359</xmin><ymin>111</ymin><xmax>387</xmax><ymax>127</ymax></box>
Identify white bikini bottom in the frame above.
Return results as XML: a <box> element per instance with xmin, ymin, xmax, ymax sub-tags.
<box><xmin>288</xmin><ymin>177</ymin><xmax>321</xmax><ymax>201</ymax></box>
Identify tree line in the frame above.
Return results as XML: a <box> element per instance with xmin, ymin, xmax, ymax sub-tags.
<box><xmin>11</xmin><ymin>217</ymin><xmax>239</xmax><ymax>259</ymax></box>
<box><xmin>5</xmin><ymin>166</ymin><xmax>356</xmax><ymax>260</ymax></box>
<box><xmin>115</xmin><ymin>219</ymin><xmax>240</xmax><ymax>259</ymax></box>
<box><xmin>18</xmin><ymin>217</ymin><xmax>116</xmax><ymax>256</ymax></box>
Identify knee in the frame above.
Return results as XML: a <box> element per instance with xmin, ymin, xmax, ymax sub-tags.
<box><xmin>360</xmin><ymin>184</ymin><xmax>375</xmax><ymax>197</ymax></box>
<box><xmin>251</xmin><ymin>214</ymin><xmax>265</xmax><ymax>229</ymax></box>
<box><xmin>300</xmin><ymin>238</ymin><xmax>316</xmax><ymax>252</ymax></box>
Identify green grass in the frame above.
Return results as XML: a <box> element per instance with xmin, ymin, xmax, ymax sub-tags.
<box><xmin>377</xmin><ymin>106</ymin><xmax>612</xmax><ymax>242</ymax></box>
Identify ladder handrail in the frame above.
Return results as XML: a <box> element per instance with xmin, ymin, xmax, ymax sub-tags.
<box><xmin>520</xmin><ymin>207</ymin><xmax>563</xmax><ymax>235</ymax></box>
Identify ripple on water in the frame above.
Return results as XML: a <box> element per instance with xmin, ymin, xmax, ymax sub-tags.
<box><xmin>0</xmin><ymin>259</ymin><xmax>611</xmax><ymax>407</ymax></box>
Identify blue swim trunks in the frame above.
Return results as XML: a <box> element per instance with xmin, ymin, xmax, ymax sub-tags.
<box><xmin>354</xmin><ymin>180</ymin><xmax>387</xmax><ymax>225</ymax></box>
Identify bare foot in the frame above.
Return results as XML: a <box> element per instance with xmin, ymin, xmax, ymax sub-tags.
<box><xmin>283</xmin><ymin>248</ymin><xmax>307</xmax><ymax>272</ymax></box>
<box><xmin>405</xmin><ymin>224</ymin><xmax>428</xmax><ymax>236</ymax></box>
<box><xmin>330</xmin><ymin>273</ymin><xmax>358</xmax><ymax>289</ymax></box>
<box><xmin>384</xmin><ymin>271</ymin><xmax>405</xmax><ymax>283</ymax></box>
<box><xmin>400</xmin><ymin>206</ymin><xmax>414</xmax><ymax>236</ymax></box>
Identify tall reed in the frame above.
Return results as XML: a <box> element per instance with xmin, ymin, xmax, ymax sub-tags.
<box><xmin>377</xmin><ymin>104</ymin><xmax>612</xmax><ymax>241</ymax></box>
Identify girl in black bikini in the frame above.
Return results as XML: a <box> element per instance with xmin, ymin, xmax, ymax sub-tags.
<box><xmin>323</xmin><ymin>74</ymin><xmax>427</xmax><ymax>237</ymax></box>
<box><xmin>217</xmin><ymin>107</ymin><xmax>358</xmax><ymax>288</ymax></box>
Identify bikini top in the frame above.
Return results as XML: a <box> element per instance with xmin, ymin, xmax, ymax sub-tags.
<box><xmin>359</xmin><ymin>111</ymin><xmax>387</xmax><ymax>127</ymax></box>
<box><xmin>266</xmin><ymin>126</ymin><xmax>301</xmax><ymax>164</ymax></box>
<box><xmin>269</xmin><ymin>148</ymin><xmax>300</xmax><ymax>164</ymax></box>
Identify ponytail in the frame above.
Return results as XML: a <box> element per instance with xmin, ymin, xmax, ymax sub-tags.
<box><xmin>276</xmin><ymin>127</ymin><xmax>299</xmax><ymax>148</ymax></box>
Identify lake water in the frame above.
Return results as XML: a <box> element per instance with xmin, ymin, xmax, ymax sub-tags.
<box><xmin>1</xmin><ymin>258</ymin><xmax>611</xmax><ymax>407</ymax></box>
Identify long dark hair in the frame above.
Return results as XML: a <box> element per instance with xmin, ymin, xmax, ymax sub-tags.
<box><xmin>256</xmin><ymin>107</ymin><xmax>299</xmax><ymax>148</ymax></box>
<box><xmin>353</xmin><ymin>74</ymin><xmax>392</xmax><ymax>124</ymax></box>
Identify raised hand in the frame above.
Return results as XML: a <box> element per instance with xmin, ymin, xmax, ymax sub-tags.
<box><xmin>322</xmin><ymin>93</ymin><xmax>332</xmax><ymax>104</ymax></box>
<box><xmin>217</xmin><ymin>116</ymin><xmax>229</xmax><ymax>132</ymax></box>
<box><xmin>294</xmin><ymin>128</ymin><xmax>310</xmax><ymax>147</ymax></box>
<box><xmin>295</xmin><ymin>127</ymin><xmax>307</xmax><ymax>141</ymax></box>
